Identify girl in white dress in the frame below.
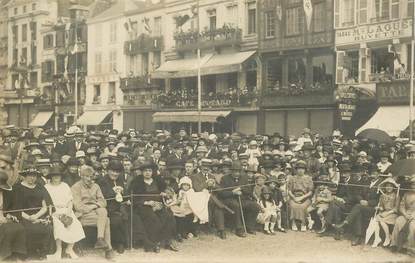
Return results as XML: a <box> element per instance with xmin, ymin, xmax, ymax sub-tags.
<box><xmin>45</xmin><ymin>166</ymin><xmax>85</xmax><ymax>260</ymax></box>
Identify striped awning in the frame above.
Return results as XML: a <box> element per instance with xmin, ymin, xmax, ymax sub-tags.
<box><xmin>76</xmin><ymin>111</ymin><xmax>112</xmax><ymax>126</ymax></box>
<box><xmin>29</xmin><ymin>112</ymin><xmax>53</xmax><ymax>127</ymax></box>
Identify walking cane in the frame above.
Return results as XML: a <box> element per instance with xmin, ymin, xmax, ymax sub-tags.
<box><xmin>130</xmin><ymin>193</ymin><xmax>133</xmax><ymax>250</ymax></box>
<box><xmin>238</xmin><ymin>195</ymin><xmax>247</xmax><ymax>234</ymax></box>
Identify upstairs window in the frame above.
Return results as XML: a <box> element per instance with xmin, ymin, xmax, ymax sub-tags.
<box><xmin>286</xmin><ymin>6</ymin><xmax>303</xmax><ymax>36</ymax></box>
<box><xmin>264</xmin><ymin>11</ymin><xmax>276</xmax><ymax>38</ymax></box>
<box><xmin>22</xmin><ymin>24</ymin><xmax>27</xmax><ymax>42</ymax></box>
<box><xmin>43</xmin><ymin>34</ymin><xmax>54</xmax><ymax>49</ymax></box>
<box><xmin>247</xmin><ymin>2</ymin><xmax>256</xmax><ymax>34</ymax></box>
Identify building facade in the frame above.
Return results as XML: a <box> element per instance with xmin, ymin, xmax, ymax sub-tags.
<box><xmin>152</xmin><ymin>0</ymin><xmax>261</xmax><ymax>134</ymax></box>
<box><xmin>0</xmin><ymin>0</ymin><xmax>9</xmax><ymax>127</ymax></box>
<box><xmin>258</xmin><ymin>0</ymin><xmax>337</xmax><ymax>137</ymax></box>
<box><xmin>335</xmin><ymin>0</ymin><xmax>414</xmax><ymax>136</ymax></box>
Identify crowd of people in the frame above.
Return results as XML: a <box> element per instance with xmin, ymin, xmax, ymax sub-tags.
<box><xmin>0</xmin><ymin>125</ymin><xmax>414</xmax><ymax>261</ymax></box>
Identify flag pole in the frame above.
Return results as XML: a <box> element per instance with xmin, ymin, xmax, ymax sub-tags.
<box><xmin>197</xmin><ymin>0</ymin><xmax>202</xmax><ymax>134</ymax></box>
<box><xmin>74</xmin><ymin>21</ymin><xmax>78</xmax><ymax>126</ymax></box>
<box><xmin>410</xmin><ymin>3</ymin><xmax>415</xmax><ymax>141</ymax></box>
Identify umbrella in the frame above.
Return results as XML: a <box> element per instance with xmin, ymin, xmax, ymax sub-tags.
<box><xmin>388</xmin><ymin>159</ymin><xmax>415</xmax><ymax>178</ymax></box>
<box><xmin>357</xmin><ymin>129</ymin><xmax>393</xmax><ymax>145</ymax></box>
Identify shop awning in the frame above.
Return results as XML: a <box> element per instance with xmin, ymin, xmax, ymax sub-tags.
<box><xmin>356</xmin><ymin>106</ymin><xmax>410</xmax><ymax>136</ymax></box>
<box><xmin>152</xmin><ymin>51</ymin><xmax>256</xmax><ymax>78</ymax></box>
<box><xmin>152</xmin><ymin>54</ymin><xmax>213</xmax><ymax>79</ymax></box>
<box><xmin>153</xmin><ymin>111</ymin><xmax>231</xmax><ymax>123</ymax></box>
<box><xmin>76</xmin><ymin>111</ymin><xmax>112</xmax><ymax>126</ymax></box>
<box><xmin>201</xmin><ymin>51</ymin><xmax>256</xmax><ymax>75</ymax></box>
<box><xmin>29</xmin><ymin>112</ymin><xmax>54</xmax><ymax>127</ymax></box>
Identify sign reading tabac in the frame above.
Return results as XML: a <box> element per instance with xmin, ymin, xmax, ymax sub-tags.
<box><xmin>336</xmin><ymin>19</ymin><xmax>413</xmax><ymax>46</ymax></box>
<box><xmin>377</xmin><ymin>80</ymin><xmax>413</xmax><ymax>104</ymax></box>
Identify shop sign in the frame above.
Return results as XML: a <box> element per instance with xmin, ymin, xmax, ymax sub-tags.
<box><xmin>336</xmin><ymin>86</ymin><xmax>358</xmax><ymax>121</ymax></box>
<box><xmin>377</xmin><ymin>80</ymin><xmax>413</xmax><ymax>104</ymax></box>
<box><xmin>336</xmin><ymin>18</ymin><xmax>413</xmax><ymax>46</ymax></box>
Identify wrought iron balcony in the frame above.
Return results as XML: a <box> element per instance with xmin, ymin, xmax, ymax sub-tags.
<box><xmin>174</xmin><ymin>26</ymin><xmax>242</xmax><ymax>52</ymax></box>
<box><xmin>120</xmin><ymin>75</ymin><xmax>153</xmax><ymax>91</ymax></box>
<box><xmin>124</xmin><ymin>34</ymin><xmax>164</xmax><ymax>56</ymax></box>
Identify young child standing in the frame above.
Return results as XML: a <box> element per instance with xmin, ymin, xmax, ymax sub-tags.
<box><xmin>257</xmin><ymin>186</ymin><xmax>278</xmax><ymax>234</ymax></box>
<box><xmin>267</xmin><ymin>176</ymin><xmax>285</xmax><ymax>232</ymax></box>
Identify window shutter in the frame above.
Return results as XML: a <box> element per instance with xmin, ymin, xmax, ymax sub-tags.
<box><xmin>336</xmin><ymin>51</ymin><xmax>345</xmax><ymax>83</ymax></box>
<box><xmin>41</xmin><ymin>62</ymin><xmax>47</xmax><ymax>82</ymax></box>
<box><xmin>359</xmin><ymin>48</ymin><xmax>368</xmax><ymax>82</ymax></box>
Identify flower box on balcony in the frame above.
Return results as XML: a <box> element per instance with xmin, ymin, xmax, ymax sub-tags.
<box><xmin>174</xmin><ymin>27</ymin><xmax>242</xmax><ymax>52</ymax></box>
<box><xmin>124</xmin><ymin>34</ymin><xmax>164</xmax><ymax>56</ymax></box>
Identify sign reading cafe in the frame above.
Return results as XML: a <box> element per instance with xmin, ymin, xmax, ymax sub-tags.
<box><xmin>336</xmin><ymin>19</ymin><xmax>413</xmax><ymax>45</ymax></box>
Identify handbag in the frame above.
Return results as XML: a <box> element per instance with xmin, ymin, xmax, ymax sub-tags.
<box><xmin>58</xmin><ymin>214</ymin><xmax>73</xmax><ymax>228</ymax></box>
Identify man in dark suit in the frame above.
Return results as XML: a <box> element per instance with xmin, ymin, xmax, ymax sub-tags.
<box><xmin>191</xmin><ymin>159</ymin><xmax>215</xmax><ymax>192</ymax></box>
<box><xmin>217</xmin><ymin>162</ymin><xmax>260</xmax><ymax>237</ymax></box>
<box><xmin>66</xmin><ymin>131</ymin><xmax>89</xmax><ymax>157</ymax></box>
<box><xmin>335</xmin><ymin>165</ymin><xmax>382</xmax><ymax>246</ymax></box>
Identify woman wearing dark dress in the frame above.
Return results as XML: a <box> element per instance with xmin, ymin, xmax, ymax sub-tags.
<box><xmin>0</xmin><ymin>170</ymin><xmax>26</xmax><ymax>261</ymax></box>
<box><xmin>14</xmin><ymin>167</ymin><xmax>53</xmax><ymax>259</ymax></box>
<box><xmin>130</xmin><ymin>161</ymin><xmax>179</xmax><ymax>253</ymax></box>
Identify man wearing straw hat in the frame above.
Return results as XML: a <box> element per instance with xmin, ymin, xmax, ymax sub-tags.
<box><xmin>71</xmin><ymin>165</ymin><xmax>114</xmax><ymax>259</ymax></box>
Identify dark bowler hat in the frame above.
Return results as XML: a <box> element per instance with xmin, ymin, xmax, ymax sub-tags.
<box><xmin>108</xmin><ymin>160</ymin><xmax>124</xmax><ymax>171</ymax></box>
<box><xmin>47</xmin><ymin>165</ymin><xmax>63</xmax><ymax>179</ymax></box>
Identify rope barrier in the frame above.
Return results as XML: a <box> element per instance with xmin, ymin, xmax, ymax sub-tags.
<box><xmin>1</xmin><ymin>178</ymin><xmax>413</xmax><ymax>214</ymax></box>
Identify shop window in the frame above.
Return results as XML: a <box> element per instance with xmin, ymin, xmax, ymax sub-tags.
<box><xmin>247</xmin><ymin>2</ymin><xmax>256</xmax><ymax>34</ymax></box>
<box><xmin>267</xmin><ymin>59</ymin><xmax>283</xmax><ymax>90</ymax></box>
<box><xmin>264</xmin><ymin>11</ymin><xmax>276</xmax><ymax>38</ymax></box>
<box><xmin>226</xmin><ymin>4</ymin><xmax>238</xmax><ymax>27</ymax></box>
<box><xmin>312</xmin><ymin>2</ymin><xmax>325</xmax><ymax>32</ymax></box>
<box><xmin>288</xmin><ymin>58</ymin><xmax>306</xmax><ymax>87</ymax></box>
<box><xmin>370</xmin><ymin>48</ymin><xmax>394</xmax><ymax>82</ymax></box>
<box><xmin>108</xmin><ymin>82</ymin><xmax>116</xmax><ymax>104</ymax></box>
<box><xmin>312</xmin><ymin>55</ymin><xmax>333</xmax><ymax>90</ymax></box>
<box><xmin>286</xmin><ymin>6</ymin><xmax>303</xmax><ymax>36</ymax></box>
<box><xmin>93</xmin><ymin>85</ymin><xmax>101</xmax><ymax>104</ymax></box>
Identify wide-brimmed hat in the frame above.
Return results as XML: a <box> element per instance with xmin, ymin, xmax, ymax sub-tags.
<box><xmin>255</xmin><ymin>173</ymin><xmax>267</xmax><ymax>180</ymax></box>
<box><xmin>167</xmin><ymin>160</ymin><xmax>184</xmax><ymax>170</ymax></box>
<box><xmin>0</xmin><ymin>146</ymin><xmax>13</xmax><ymax>164</ymax></box>
<box><xmin>19</xmin><ymin>167</ymin><xmax>42</xmax><ymax>177</ymax></box>
<box><xmin>0</xmin><ymin>171</ymin><xmax>11</xmax><ymax>191</ymax></box>
<box><xmin>178</xmin><ymin>176</ymin><xmax>192</xmax><ymax>188</ymax></box>
<box><xmin>139</xmin><ymin>161</ymin><xmax>157</xmax><ymax>171</ymax></box>
<box><xmin>295</xmin><ymin>160</ymin><xmax>307</xmax><ymax>169</ymax></box>
<box><xmin>67</xmin><ymin>157</ymin><xmax>80</xmax><ymax>166</ymax></box>
<box><xmin>36</xmin><ymin>158</ymin><xmax>51</xmax><ymax>167</ymax></box>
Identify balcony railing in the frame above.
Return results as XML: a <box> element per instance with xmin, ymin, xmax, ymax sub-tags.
<box><xmin>264</xmin><ymin>81</ymin><xmax>333</xmax><ymax>97</ymax></box>
<box><xmin>174</xmin><ymin>26</ymin><xmax>242</xmax><ymax>52</ymax></box>
<box><xmin>369</xmin><ymin>72</ymin><xmax>412</xmax><ymax>83</ymax></box>
<box><xmin>124</xmin><ymin>34</ymin><xmax>164</xmax><ymax>56</ymax></box>
<box><xmin>120</xmin><ymin>75</ymin><xmax>153</xmax><ymax>91</ymax></box>
<box><xmin>155</xmin><ymin>89</ymin><xmax>258</xmax><ymax>109</ymax></box>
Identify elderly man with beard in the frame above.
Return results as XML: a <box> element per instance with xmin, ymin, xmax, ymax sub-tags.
<box><xmin>218</xmin><ymin>162</ymin><xmax>260</xmax><ymax>238</ymax></box>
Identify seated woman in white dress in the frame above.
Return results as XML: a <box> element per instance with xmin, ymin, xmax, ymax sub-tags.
<box><xmin>45</xmin><ymin>166</ymin><xmax>85</xmax><ymax>260</ymax></box>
